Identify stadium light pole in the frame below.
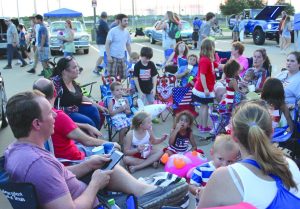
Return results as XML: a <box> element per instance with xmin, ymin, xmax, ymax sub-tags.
<box><xmin>132</xmin><ymin>0</ymin><xmax>135</xmax><ymax>28</ymax></box>
<box><xmin>16</xmin><ymin>0</ymin><xmax>19</xmax><ymax>18</ymax></box>
<box><xmin>34</xmin><ymin>0</ymin><xmax>37</xmax><ymax>14</ymax></box>
<box><xmin>0</xmin><ymin>0</ymin><xmax>3</xmax><ymax>16</ymax></box>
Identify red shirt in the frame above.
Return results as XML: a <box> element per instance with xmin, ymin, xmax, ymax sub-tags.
<box><xmin>194</xmin><ymin>56</ymin><xmax>217</xmax><ymax>92</ymax></box>
<box><xmin>51</xmin><ymin>109</ymin><xmax>85</xmax><ymax>160</ymax></box>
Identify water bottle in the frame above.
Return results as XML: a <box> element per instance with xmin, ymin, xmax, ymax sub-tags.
<box><xmin>107</xmin><ymin>198</ymin><xmax>121</xmax><ymax>209</ymax></box>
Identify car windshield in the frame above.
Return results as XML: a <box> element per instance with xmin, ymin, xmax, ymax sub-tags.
<box><xmin>182</xmin><ymin>22</ymin><xmax>192</xmax><ymax>30</ymax></box>
<box><xmin>50</xmin><ymin>22</ymin><xmax>83</xmax><ymax>33</ymax></box>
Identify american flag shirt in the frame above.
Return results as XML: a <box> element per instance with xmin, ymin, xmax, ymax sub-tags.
<box><xmin>173</xmin><ymin>87</ymin><xmax>193</xmax><ymax>106</ymax></box>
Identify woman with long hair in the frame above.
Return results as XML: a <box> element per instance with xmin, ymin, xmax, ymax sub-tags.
<box><xmin>198</xmin><ymin>101</ymin><xmax>300</xmax><ymax>208</ymax></box>
<box><xmin>58</xmin><ymin>19</ymin><xmax>75</xmax><ymax>57</ymax></box>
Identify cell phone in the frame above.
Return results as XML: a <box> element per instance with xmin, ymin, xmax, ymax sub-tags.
<box><xmin>126</xmin><ymin>194</ymin><xmax>138</xmax><ymax>209</ymax></box>
<box><xmin>101</xmin><ymin>150</ymin><xmax>124</xmax><ymax>171</ymax></box>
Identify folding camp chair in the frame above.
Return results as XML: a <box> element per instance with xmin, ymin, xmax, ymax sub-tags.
<box><xmin>103</xmin><ymin>95</ymin><xmax>134</xmax><ymax>141</ymax></box>
<box><xmin>0</xmin><ymin>156</ymin><xmax>39</xmax><ymax>209</ymax></box>
<box><xmin>100</xmin><ymin>75</ymin><xmax>122</xmax><ymax>99</ymax></box>
<box><xmin>156</xmin><ymin>74</ymin><xmax>176</xmax><ymax>122</ymax></box>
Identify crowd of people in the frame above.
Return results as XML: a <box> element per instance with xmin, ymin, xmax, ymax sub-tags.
<box><xmin>1</xmin><ymin>9</ymin><xmax>300</xmax><ymax>209</ymax></box>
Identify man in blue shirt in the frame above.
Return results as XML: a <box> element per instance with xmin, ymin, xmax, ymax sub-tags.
<box><xmin>27</xmin><ymin>14</ymin><xmax>49</xmax><ymax>76</ymax></box>
<box><xmin>3</xmin><ymin>18</ymin><xmax>27</xmax><ymax>69</ymax></box>
<box><xmin>93</xmin><ymin>11</ymin><xmax>109</xmax><ymax>74</ymax></box>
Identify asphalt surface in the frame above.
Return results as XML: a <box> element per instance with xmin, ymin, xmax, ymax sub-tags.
<box><xmin>0</xmin><ymin>35</ymin><xmax>291</xmax><ymax>208</ymax></box>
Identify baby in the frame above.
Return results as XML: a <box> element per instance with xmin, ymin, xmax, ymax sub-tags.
<box><xmin>239</xmin><ymin>69</ymin><xmax>255</xmax><ymax>94</ymax></box>
<box><xmin>189</xmin><ymin>134</ymin><xmax>240</xmax><ymax>205</ymax></box>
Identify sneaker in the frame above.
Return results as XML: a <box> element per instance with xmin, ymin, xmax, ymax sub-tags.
<box><xmin>138</xmin><ymin>181</ymin><xmax>188</xmax><ymax>209</ymax></box>
<box><xmin>3</xmin><ymin>65</ymin><xmax>12</xmax><ymax>70</ymax></box>
<box><xmin>20</xmin><ymin>62</ymin><xmax>28</xmax><ymax>67</ymax></box>
<box><xmin>152</xmin><ymin>118</ymin><xmax>160</xmax><ymax>124</ymax></box>
<box><xmin>92</xmin><ymin>69</ymin><xmax>100</xmax><ymax>75</ymax></box>
<box><xmin>27</xmin><ymin>68</ymin><xmax>36</xmax><ymax>74</ymax></box>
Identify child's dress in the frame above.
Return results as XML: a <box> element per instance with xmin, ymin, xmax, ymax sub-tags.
<box><xmin>219</xmin><ymin>78</ymin><xmax>235</xmax><ymax>113</ymax></box>
<box><xmin>111</xmin><ymin>97</ymin><xmax>131</xmax><ymax>130</ymax></box>
<box><xmin>166</xmin><ymin>129</ymin><xmax>191</xmax><ymax>154</ymax></box>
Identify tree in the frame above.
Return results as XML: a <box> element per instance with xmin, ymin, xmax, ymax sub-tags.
<box><xmin>275</xmin><ymin>1</ymin><xmax>295</xmax><ymax>15</ymax></box>
<box><xmin>220</xmin><ymin>0</ymin><xmax>249</xmax><ymax>15</ymax></box>
<box><xmin>247</xmin><ymin>0</ymin><xmax>265</xmax><ymax>9</ymax></box>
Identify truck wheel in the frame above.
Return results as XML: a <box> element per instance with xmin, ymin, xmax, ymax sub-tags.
<box><xmin>84</xmin><ymin>49</ymin><xmax>89</xmax><ymax>54</ymax></box>
<box><xmin>50</xmin><ymin>50</ymin><xmax>56</xmax><ymax>56</ymax></box>
<box><xmin>149</xmin><ymin>35</ymin><xmax>156</xmax><ymax>44</ymax></box>
<box><xmin>253</xmin><ymin>28</ymin><xmax>265</xmax><ymax>45</ymax></box>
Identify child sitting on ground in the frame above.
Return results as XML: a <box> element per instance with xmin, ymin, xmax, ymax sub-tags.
<box><xmin>163</xmin><ymin>111</ymin><xmax>197</xmax><ymax>157</ymax></box>
<box><xmin>261</xmin><ymin>78</ymin><xmax>294</xmax><ymax>131</ymax></box>
<box><xmin>127</xmin><ymin>52</ymin><xmax>140</xmax><ymax>95</ymax></box>
<box><xmin>108</xmin><ymin>81</ymin><xmax>132</xmax><ymax>145</ymax></box>
<box><xmin>189</xmin><ymin>134</ymin><xmax>240</xmax><ymax>205</ymax></box>
<box><xmin>123</xmin><ymin>111</ymin><xmax>168</xmax><ymax>173</ymax></box>
<box><xmin>133</xmin><ymin>47</ymin><xmax>158</xmax><ymax>105</ymax></box>
<box><xmin>176</xmin><ymin>54</ymin><xmax>198</xmax><ymax>87</ymax></box>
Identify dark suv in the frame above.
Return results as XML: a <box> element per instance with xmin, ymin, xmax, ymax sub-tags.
<box><xmin>0</xmin><ymin>17</ymin><xmax>19</xmax><ymax>56</ymax></box>
<box><xmin>0</xmin><ymin>72</ymin><xmax>8</xmax><ymax>129</ymax></box>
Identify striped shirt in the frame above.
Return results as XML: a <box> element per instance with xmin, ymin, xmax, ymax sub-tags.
<box><xmin>190</xmin><ymin>161</ymin><xmax>216</xmax><ymax>187</ymax></box>
<box><xmin>224</xmin><ymin>78</ymin><xmax>235</xmax><ymax>104</ymax></box>
<box><xmin>169</xmin><ymin>129</ymin><xmax>191</xmax><ymax>153</ymax></box>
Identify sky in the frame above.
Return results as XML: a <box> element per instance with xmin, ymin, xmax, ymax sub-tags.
<box><xmin>0</xmin><ymin>0</ymin><xmax>299</xmax><ymax>18</ymax></box>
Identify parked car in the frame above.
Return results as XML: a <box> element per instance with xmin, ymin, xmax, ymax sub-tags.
<box><xmin>0</xmin><ymin>17</ymin><xmax>20</xmax><ymax>56</ymax></box>
<box><xmin>49</xmin><ymin>21</ymin><xmax>90</xmax><ymax>55</ymax></box>
<box><xmin>144</xmin><ymin>20</ymin><xmax>193</xmax><ymax>44</ymax></box>
<box><xmin>229</xmin><ymin>5</ymin><xmax>285</xmax><ymax>45</ymax></box>
<box><xmin>0</xmin><ymin>72</ymin><xmax>8</xmax><ymax>129</ymax></box>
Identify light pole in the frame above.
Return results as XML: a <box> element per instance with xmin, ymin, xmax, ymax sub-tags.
<box><xmin>16</xmin><ymin>0</ymin><xmax>19</xmax><ymax>18</ymax></box>
<box><xmin>0</xmin><ymin>0</ymin><xmax>3</xmax><ymax>16</ymax></box>
<box><xmin>132</xmin><ymin>0</ymin><xmax>135</xmax><ymax>28</ymax></box>
<box><xmin>34</xmin><ymin>0</ymin><xmax>37</xmax><ymax>14</ymax></box>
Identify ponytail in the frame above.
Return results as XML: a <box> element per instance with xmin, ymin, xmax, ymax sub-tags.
<box><xmin>232</xmin><ymin>102</ymin><xmax>297</xmax><ymax>190</ymax></box>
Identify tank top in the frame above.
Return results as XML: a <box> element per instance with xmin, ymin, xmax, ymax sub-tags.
<box><xmin>170</xmin><ymin>129</ymin><xmax>191</xmax><ymax>153</ymax></box>
<box><xmin>131</xmin><ymin>130</ymin><xmax>150</xmax><ymax>148</ymax></box>
<box><xmin>63</xmin><ymin>29</ymin><xmax>75</xmax><ymax>53</ymax></box>
<box><xmin>224</xmin><ymin>78</ymin><xmax>235</xmax><ymax>104</ymax></box>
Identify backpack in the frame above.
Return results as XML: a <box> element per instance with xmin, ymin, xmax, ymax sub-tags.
<box><xmin>168</xmin><ymin>22</ymin><xmax>180</xmax><ymax>39</ymax></box>
<box><xmin>241</xmin><ymin>159</ymin><xmax>300</xmax><ymax>209</ymax></box>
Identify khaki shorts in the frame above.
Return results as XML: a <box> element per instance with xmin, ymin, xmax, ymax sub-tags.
<box><xmin>106</xmin><ymin>57</ymin><xmax>127</xmax><ymax>79</ymax></box>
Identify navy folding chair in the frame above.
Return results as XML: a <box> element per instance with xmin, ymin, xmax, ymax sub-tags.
<box><xmin>0</xmin><ymin>156</ymin><xmax>39</xmax><ymax>209</ymax></box>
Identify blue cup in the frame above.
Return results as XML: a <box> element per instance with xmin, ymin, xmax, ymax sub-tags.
<box><xmin>103</xmin><ymin>142</ymin><xmax>115</xmax><ymax>154</ymax></box>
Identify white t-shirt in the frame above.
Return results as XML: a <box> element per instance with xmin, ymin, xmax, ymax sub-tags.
<box><xmin>228</xmin><ymin>158</ymin><xmax>300</xmax><ymax>209</ymax></box>
<box><xmin>35</xmin><ymin>24</ymin><xmax>40</xmax><ymax>47</ymax></box>
<box><xmin>276</xmin><ymin>70</ymin><xmax>300</xmax><ymax>105</ymax></box>
<box><xmin>106</xmin><ymin>26</ymin><xmax>131</xmax><ymax>59</ymax></box>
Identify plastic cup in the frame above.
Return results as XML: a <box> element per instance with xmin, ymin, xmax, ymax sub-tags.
<box><xmin>103</xmin><ymin>142</ymin><xmax>115</xmax><ymax>154</ymax></box>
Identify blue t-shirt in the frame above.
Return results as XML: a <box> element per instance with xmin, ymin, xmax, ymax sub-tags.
<box><xmin>176</xmin><ymin>65</ymin><xmax>198</xmax><ymax>87</ymax></box>
<box><xmin>38</xmin><ymin>24</ymin><xmax>49</xmax><ymax>47</ymax></box>
<box><xmin>19</xmin><ymin>31</ymin><xmax>26</xmax><ymax>46</ymax></box>
<box><xmin>193</xmin><ymin>19</ymin><xmax>202</xmax><ymax>30</ymax></box>
<box><xmin>96</xmin><ymin>19</ymin><xmax>109</xmax><ymax>45</ymax></box>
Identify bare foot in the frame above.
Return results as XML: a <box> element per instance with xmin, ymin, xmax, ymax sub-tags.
<box><xmin>152</xmin><ymin>161</ymin><xmax>159</xmax><ymax>169</ymax></box>
<box><xmin>129</xmin><ymin>165</ymin><xmax>137</xmax><ymax>174</ymax></box>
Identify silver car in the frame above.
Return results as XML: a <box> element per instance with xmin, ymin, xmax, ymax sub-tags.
<box><xmin>49</xmin><ymin>21</ymin><xmax>90</xmax><ymax>55</ymax></box>
<box><xmin>0</xmin><ymin>72</ymin><xmax>8</xmax><ymax>129</ymax></box>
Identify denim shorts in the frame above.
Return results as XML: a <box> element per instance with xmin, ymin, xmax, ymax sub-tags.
<box><xmin>38</xmin><ymin>47</ymin><xmax>49</xmax><ymax>62</ymax></box>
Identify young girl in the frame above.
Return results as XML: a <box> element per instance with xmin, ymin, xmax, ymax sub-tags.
<box><xmin>219</xmin><ymin>59</ymin><xmax>240</xmax><ymax>113</ymax></box>
<box><xmin>164</xmin><ymin>111</ymin><xmax>197</xmax><ymax>156</ymax></box>
<box><xmin>261</xmin><ymin>78</ymin><xmax>294</xmax><ymax>132</ymax></box>
<box><xmin>123</xmin><ymin>112</ymin><xmax>168</xmax><ymax>173</ymax></box>
<box><xmin>108</xmin><ymin>81</ymin><xmax>132</xmax><ymax>144</ymax></box>
<box><xmin>165</xmin><ymin>41</ymin><xmax>189</xmax><ymax>74</ymax></box>
<box><xmin>192</xmin><ymin>38</ymin><xmax>218</xmax><ymax>132</ymax></box>
<box><xmin>281</xmin><ymin>15</ymin><xmax>292</xmax><ymax>54</ymax></box>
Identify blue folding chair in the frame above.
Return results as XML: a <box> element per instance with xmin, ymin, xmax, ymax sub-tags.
<box><xmin>0</xmin><ymin>156</ymin><xmax>39</xmax><ymax>209</ymax></box>
<box><xmin>103</xmin><ymin>95</ymin><xmax>134</xmax><ymax>141</ymax></box>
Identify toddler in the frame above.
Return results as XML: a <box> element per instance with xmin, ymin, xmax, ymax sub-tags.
<box><xmin>163</xmin><ymin>111</ymin><xmax>197</xmax><ymax>156</ymax></box>
<box><xmin>123</xmin><ymin>111</ymin><xmax>168</xmax><ymax>173</ymax></box>
<box><xmin>239</xmin><ymin>69</ymin><xmax>255</xmax><ymax>94</ymax></box>
<box><xmin>189</xmin><ymin>134</ymin><xmax>240</xmax><ymax>205</ymax></box>
<box><xmin>127</xmin><ymin>52</ymin><xmax>140</xmax><ymax>95</ymax></box>
<box><xmin>176</xmin><ymin>54</ymin><xmax>198</xmax><ymax>87</ymax></box>
<box><xmin>108</xmin><ymin>81</ymin><xmax>132</xmax><ymax>144</ymax></box>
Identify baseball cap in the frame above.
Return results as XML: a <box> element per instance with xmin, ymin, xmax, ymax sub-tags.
<box><xmin>100</xmin><ymin>11</ymin><xmax>107</xmax><ymax>18</ymax></box>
